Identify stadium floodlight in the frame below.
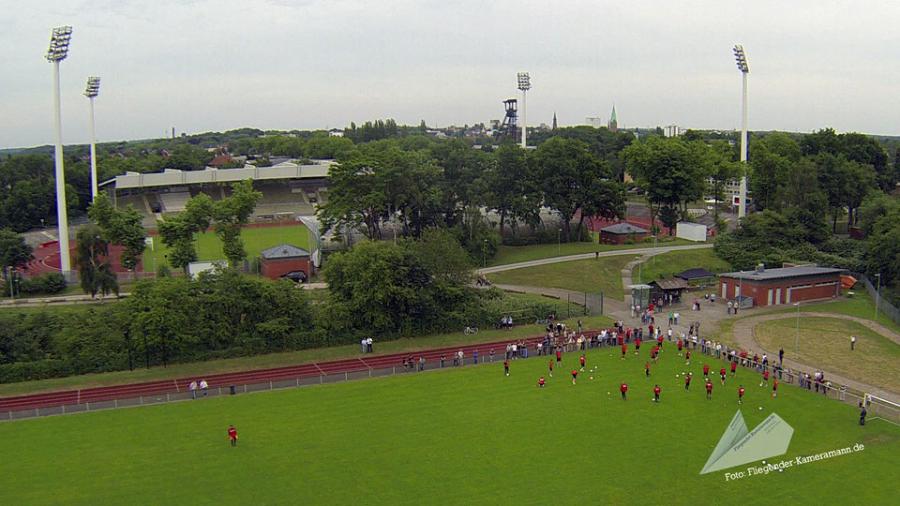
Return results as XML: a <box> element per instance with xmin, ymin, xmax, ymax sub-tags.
<box><xmin>47</xmin><ymin>26</ymin><xmax>73</xmax><ymax>274</ymax></box>
<box><xmin>84</xmin><ymin>76</ymin><xmax>101</xmax><ymax>199</ymax></box>
<box><xmin>733</xmin><ymin>44</ymin><xmax>749</xmax><ymax>220</ymax></box>
<box><xmin>517</xmin><ymin>72</ymin><xmax>531</xmax><ymax>149</ymax></box>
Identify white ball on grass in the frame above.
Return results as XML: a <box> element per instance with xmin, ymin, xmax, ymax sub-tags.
<box><xmin>759</xmin><ymin>406</ymin><xmax>763</xmax><ymax>410</ymax></box>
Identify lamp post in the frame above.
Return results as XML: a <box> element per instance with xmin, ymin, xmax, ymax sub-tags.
<box><xmin>84</xmin><ymin>76</ymin><xmax>100</xmax><ymax>200</ymax></box>
<box><xmin>733</xmin><ymin>44</ymin><xmax>749</xmax><ymax>219</ymax></box>
<box><xmin>47</xmin><ymin>26</ymin><xmax>73</xmax><ymax>274</ymax></box>
<box><xmin>874</xmin><ymin>273</ymin><xmax>881</xmax><ymax>321</ymax></box>
<box><xmin>517</xmin><ymin>72</ymin><xmax>531</xmax><ymax>149</ymax></box>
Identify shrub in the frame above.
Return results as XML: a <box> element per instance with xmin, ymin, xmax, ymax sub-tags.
<box><xmin>18</xmin><ymin>273</ymin><xmax>67</xmax><ymax>295</ymax></box>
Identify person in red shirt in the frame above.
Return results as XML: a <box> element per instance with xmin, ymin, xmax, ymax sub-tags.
<box><xmin>684</xmin><ymin>372</ymin><xmax>692</xmax><ymax>390</ymax></box>
<box><xmin>653</xmin><ymin>384</ymin><xmax>661</xmax><ymax>402</ymax></box>
<box><xmin>730</xmin><ymin>360</ymin><xmax>737</xmax><ymax>376</ymax></box>
<box><xmin>503</xmin><ymin>359</ymin><xmax>510</xmax><ymax>377</ymax></box>
<box><xmin>760</xmin><ymin>369</ymin><xmax>770</xmax><ymax>387</ymax></box>
<box><xmin>617</xmin><ymin>333</ymin><xmax>624</xmax><ymax>346</ymax></box>
<box><xmin>685</xmin><ymin>349</ymin><xmax>692</xmax><ymax>365</ymax></box>
<box><xmin>620</xmin><ymin>382</ymin><xmax>628</xmax><ymax>400</ymax></box>
<box><xmin>649</xmin><ymin>324</ymin><xmax>655</xmax><ymax>336</ymax></box>
<box><xmin>538</xmin><ymin>376</ymin><xmax>546</xmax><ymax>388</ymax></box>
<box><xmin>651</xmin><ymin>345</ymin><xmax>660</xmax><ymax>362</ymax></box>
<box><xmin>645</xmin><ymin>361</ymin><xmax>651</xmax><ymax>377</ymax></box>
<box><xmin>720</xmin><ymin>367</ymin><xmax>727</xmax><ymax>385</ymax></box>
<box><xmin>556</xmin><ymin>349</ymin><xmax>562</xmax><ymax>364</ymax></box>
<box><xmin>772</xmin><ymin>378</ymin><xmax>779</xmax><ymax>398</ymax></box>
<box><xmin>621</xmin><ymin>343</ymin><xmax>627</xmax><ymax>359</ymax></box>
<box><xmin>548</xmin><ymin>359</ymin><xmax>554</xmax><ymax>377</ymax></box>
<box><xmin>677</xmin><ymin>339</ymin><xmax>684</xmax><ymax>356</ymax></box>
<box><xmin>571</xmin><ymin>369</ymin><xmax>578</xmax><ymax>385</ymax></box>
<box><xmin>635</xmin><ymin>337</ymin><xmax>641</xmax><ymax>354</ymax></box>
<box><xmin>738</xmin><ymin>385</ymin><xmax>746</xmax><ymax>404</ymax></box>
<box><xmin>579</xmin><ymin>354</ymin><xmax>586</xmax><ymax>371</ymax></box>
<box><xmin>703</xmin><ymin>364</ymin><xmax>710</xmax><ymax>377</ymax></box>
<box><xmin>227</xmin><ymin>425</ymin><xmax>238</xmax><ymax>447</ymax></box>
<box><xmin>657</xmin><ymin>334</ymin><xmax>664</xmax><ymax>348</ymax></box>
<box><xmin>705</xmin><ymin>379</ymin><xmax>713</xmax><ymax>399</ymax></box>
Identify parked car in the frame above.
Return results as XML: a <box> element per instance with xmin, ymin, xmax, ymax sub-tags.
<box><xmin>281</xmin><ymin>271</ymin><xmax>307</xmax><ymax>283</ymax></box>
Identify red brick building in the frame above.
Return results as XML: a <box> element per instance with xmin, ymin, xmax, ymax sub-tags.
<box><xmin>259</xmin><ymin>244</ymin><xmax>313</xmax><ymax>281</ymax></box>
<box><xmin>599</xmin><ymin>223</ymin><xmax>649</xmax><ymax>245</ymax></box>
<box><xmin>718</xmin><ymin>266</ymin><xmax>843</xmax><ymax>307</ymax></box>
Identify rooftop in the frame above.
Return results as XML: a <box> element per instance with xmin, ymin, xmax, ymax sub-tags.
<box><xmin>100</xmin><ymin>160</ymin><xmax>335</xmax><ymax>190</ymax></box>
<box><xmin>260</xmin><ymin>244</ymin><xmax>311</xmax><ymax>260</ymax></box>
<box><xmin>719</xmin><ymin>266</ymin><xmax>845</xmax><ymax>281</ymax></box>
<box><xmin>601</xmin><ymin>223</ymin><xmax>648</xmax><ymax>235</ymax></box>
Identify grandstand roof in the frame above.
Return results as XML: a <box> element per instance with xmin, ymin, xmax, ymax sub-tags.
<box><xmin>100</xmin><ymin>160</ymin><xmax>334</xmax><ymax>190</ymax></box>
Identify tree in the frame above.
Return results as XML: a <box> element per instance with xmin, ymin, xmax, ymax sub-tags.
<box><xmin>87</xmin><ymin>193</ymin><xmax>146</xmax><ymax>271</ymax></box>
<box><xmin>75</xmin><ymin>224</ymin><xmax>118</xmax><ymax>298</ymax></box>
<box><xmin>157</xmin><ymin>193</ymin><xmax>213</xmax><ymax>272</ymax></box>
<box><xmin>857</xmin><ymin>192</ymin><xmax>900</xmax><ymax>237</ymax></box>
<box><xmin>483</xmin><ymin>144</ymin><xmax>541</xmax><ymax>237</ymax></box>
<box><xmin>212</xmin><ymin>180</ymin><xmax>262</xmax><ymax>266</ymax></box>
<box><xmin>705</xmin><ymin>141</ymin><xmax>741</xmax><ymax>221</ymax></box>
<box><xmin>0</xmin><ymin>229</ymin><xmax>33</xmax><ymax>282</ymax></box>
<box><xmin>778</xmin><ymin>159</ymin><xmax>830</xmax><ymax>244</ymax></box>
<box><xmin>748</xmin><ymin>133</ymin><xmax>800</xmax><ymax>211</ymax></box>
<box><xmin>843</xmin><ymin>161</ymin><xmax>877</xmax><ymax>227</ymax></box>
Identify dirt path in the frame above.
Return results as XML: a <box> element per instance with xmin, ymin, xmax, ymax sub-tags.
<box><xmin>732</xmin><ymin>312</ymin><xmax>900</xmax><ymax>403</ymax></box>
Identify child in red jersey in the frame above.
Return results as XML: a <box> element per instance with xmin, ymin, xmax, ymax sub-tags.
<box><xmin>760</xmin><ymin>369</ymin><xmax>770</xmax><ymax>387</ymax></box>
<box><xmin>653</xmin><ymin>384</ymin><xmax>661</xmax><ymax>402</ymax></box>
<box><xmin>571</xmin><ymin>369</ymin><xmax>578</xmax><ymax>385</ymax></box>
<box><xmin>677</xmin><ymin>339</ymin><xmax>684</xmax><ymax>356</ymax></box>
<box><xmin>730</xmin><ymin>360</ymin><xmax>737</xmax><ymax>377</ymax></box>
<box><xmin>684</xmin><ymin>372</ymin><xmax>692</xmax><ymax>390</ymax></box>
<box><xmin>685</xmin><ymin>350</ymin><xmax>691</xmax><ymax>365</ymax></box>
<box><xmin>621</xmin><ymin>343</ymin><xmax>627</xmax><ymax>359</ymax></box>
<box><xmin>703</xmin><ymin>363</ymin><xmax>710</xmax><ymax>377</ymax></box>
<box><xmin>620</xmin><ymin>382</ymin><xmax>628</xmax><ymax>400</ymax></box>
<box><xmin>503</xmin><ymin>359</ymin><xmax>510</xmax><ymax>376</ymax></box>
<box><xmin>538</xmin><ymin>376</ymin><xmax>546</xmax><ymax>388</ymax></box>
<box><xmin>772</xmin><ymin>378</ymin><xmax>779</xmax><ymax>398</ymax></box>
<box><xmin>580</xmin><ymin>354</ymin><xmax>586</xmax><ymax>371</ymax></box>
<box><xmin>556</xmin><ymin>349</ymin><xmax>562</xmax><ymax>364</ymax></box>
<box><xmin>635</xmin><ymin>337</ymin><xmax>642</xmax><ymax>354</ymax></box>
<box><xmin>738</xmin><ymin>385</ymin><xmax>746</xmax><ymax>404</ymax></box>
<box><xmin>705</xmin><ymin>379</ymin><xmax>713</xmax><ymax>399</ymax></box>
<box><xmin>228</xmin><ymin>425</ymin><xmax>238</xmax><ymax>447</ymax></box>
<box><xmin>720</xmin><ymin>367</ymin><xmax>727</xmax><ymax>385</ymax></box>
<box><xmin>548</xmin><ymin>359</ymin><xmax>554</xmax><ymax>377</ymax></box>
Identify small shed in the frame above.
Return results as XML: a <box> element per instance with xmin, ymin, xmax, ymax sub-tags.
<box><xmin>649</xmin><ymin>277</ymin><xmax>690</xmax><ymax>304</ymax></box>
<box><xmin>259</xmin><ymin>244</ymin><xmax>313</xmax><ymax>281</ymax></box>
<box><xmin>600</xmin><ymin>223</ymin><xmax>649</xmax><ymax>245</ymax></box>
<box><xmin>628</xmin><ymin>283</ymin><xmax>652</xmax><ymax>309</ymax></box>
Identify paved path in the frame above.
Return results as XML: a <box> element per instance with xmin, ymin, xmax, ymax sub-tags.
<box><xmin>732</xmin><ymin>312</ymin><xmax>900</xmax><ymax>403</ymax></box>
<box><xmin>478</xmin><ymin>243</ymin><xmax>713</xmax><ymax>274</ymax></box>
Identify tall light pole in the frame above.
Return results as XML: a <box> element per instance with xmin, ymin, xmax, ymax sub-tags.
<box><xmin>47</xmin><ymin>26</ymin><xmax>73</xmax><ymax>274</ymax></box>
<box><xmin>84</xmin><ymin>76</ymin><xmax>100</xmax><ymax>200</ymax></box>
<box><xmin>733</xmin><ymin>44</ymin><xmax>749</xmax><ymax>219</ymax></box>
<box><xmin>517</xmin><ymin>72</ymin><xmax>531</xmax><ymax>149</ymax></box>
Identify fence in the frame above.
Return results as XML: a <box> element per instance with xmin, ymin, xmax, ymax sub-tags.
<box><xmin>854</xmin><ymin>273</ymin><xmax>900</xmax><ymax>326</ymax></box>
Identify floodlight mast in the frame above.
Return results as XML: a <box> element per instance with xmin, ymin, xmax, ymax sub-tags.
<box><xmin>85</xmin><ymin>77</ymin><xmax>100</xmax><ymax>200</ymax></box>
<box><xmin>47</xmin><ymin>26</ymin><xmax>73</xmax><ymax>274</ymax></box>
<box><xmin>733</xmin><ymin>44</ymin><xmax>749</xmax><ymax>219</ymax></box>
<box><xmin>517</xmin><ymin>72</ymin><xmax>531</xmax><ymax>149</ymax></box>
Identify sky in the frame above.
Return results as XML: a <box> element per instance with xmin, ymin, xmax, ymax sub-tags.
<box><xmin>2</xmin><ymin>0</ymin><xmax>899</xmax><ymax>148</ymax></box>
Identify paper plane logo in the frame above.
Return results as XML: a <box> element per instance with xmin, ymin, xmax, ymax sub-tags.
<box><xmin>700</xmin><ymin>410</ymin><xmax>794</xmax><ymax>474</ymax></box>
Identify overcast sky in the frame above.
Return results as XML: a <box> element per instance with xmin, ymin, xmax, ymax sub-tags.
<box><xmin>2</xmin><ymin>0</ymin><xmax>898</xmax><ymax>148</ymax></box>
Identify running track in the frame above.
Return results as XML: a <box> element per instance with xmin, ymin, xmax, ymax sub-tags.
<box><xmin>0</xmin><ymin>330</ymin><xmax>601</xmax><ymax>416</ymax></box>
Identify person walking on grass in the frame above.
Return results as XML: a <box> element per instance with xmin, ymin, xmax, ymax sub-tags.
<box><xmin>620</xmin><ymin>382</ymin><xmax>628</xmax><ymax>400</ymax></box>
<box><xmin>859</xmin><ymin>402</ymin><xmax>867</xmax><ymax>426</ymax></box>
<box><xmin>504</xmin><ymin>359</ymin><xmax>510</xmax><ymax>377</ymax></box>
<box><xmin>850</xmin><ymin>336</ymin><xmax>857</xmax><ymax>351</ymax></box>
<box><xmin>189</xmin><ymin>380</ymin><xmax>198</xmax><ymax>400</ymax></box>
<box><xmin>653</xmin><ymin>384</ymin><xmax>661</xmax><ymax>403</ymax></box>
<box><xmin>705</xmin><ymin>379</ymin><xmax>713</xmax><ymax>400</ymax></box>
<box><xmin>738</xmin><ymin>385</ymin><xmax>745</xmax><ymax>405</ymax></box>
<box><xmin>228</xmin><ymin>425</ymin><xmax>238</xmax><ymax>447</ymax></box>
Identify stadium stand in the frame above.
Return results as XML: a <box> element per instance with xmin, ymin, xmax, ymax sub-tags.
<box><xmin>159</xmin><ymin>188</ymin><xmax>191</xmax><ymax>212</ymax></box>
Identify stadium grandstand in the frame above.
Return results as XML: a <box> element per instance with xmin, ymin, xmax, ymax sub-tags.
<box><xmin>100</xmin><ymin>160</ymin><xmax>334</xmax><ymax>228</ymax></box>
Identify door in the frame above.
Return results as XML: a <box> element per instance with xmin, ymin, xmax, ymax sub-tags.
<box><xmin>767</xmin><ymin>289</ymin><xmax>773</xmax><ymax>306</ymax></box>
<box><xmin>722</xmin><ymin>282</ymin><xmax>727</xmax><ymax>299</ymax></box>
<box><xmin>775</xmin><ymin>288</ymin><xmax>782</xmax><ymax>305</ymax></box>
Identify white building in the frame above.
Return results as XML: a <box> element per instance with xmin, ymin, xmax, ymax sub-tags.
<box><xmin>664</xmin><ymin>125</ymin><xmax>682</xmax><ymax>137</ymax></box>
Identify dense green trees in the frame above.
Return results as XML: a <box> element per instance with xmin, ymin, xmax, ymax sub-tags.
<box><xmin>88</xmin><ymin>194</ymin><xmax>146</xmax><ymax>271</ymax></box>
<box><xmin>74</xmin><ymin>225</ymin><xmax>119</xmax><ymax>298</ymax></box>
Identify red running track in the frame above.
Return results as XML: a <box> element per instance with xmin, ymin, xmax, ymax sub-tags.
<box><xmin>0</xmin><ymin>330</ymin><xmax>601</xmax><ymax>414</ymax></box>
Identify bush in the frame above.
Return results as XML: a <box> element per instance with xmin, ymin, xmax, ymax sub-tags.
<box><xmin>18</xmin><ymin>273</ymin><xmax>67</xmax><ymax>295</ymax></box>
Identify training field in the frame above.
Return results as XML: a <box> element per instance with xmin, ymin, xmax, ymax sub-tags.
<box><xmin>144</xmin><ymin>223</ymin><xmax>311</xmax><ymax>270</ymax></box>
<box><xmin>1</xmin><ymin>346</ymin><xmax>898</xmax><ymax>504</ymax></box>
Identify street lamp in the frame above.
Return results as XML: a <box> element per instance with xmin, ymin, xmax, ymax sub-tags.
<box><xmin>517</xmin><ymin>72</ymin><xmax>531</xmax><ymax>149</ymax></box>
<box><xmin>84</xmin><ymin>76</ymin><xmax>100</xmax><ymax>200</ymax></box>
<box><xmin>733</xmin><ymin>44</ymin><xmax>749</xmax><ymax>220</ymax></box>
<box><xmin>47</xmin><ymin>26</ymin><xmax>73</xmax><ymax>274</ymax></box>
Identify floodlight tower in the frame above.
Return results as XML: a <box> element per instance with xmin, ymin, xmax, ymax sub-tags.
<box><xmin>733</xmin><ymin>44</ymin><xmax>749</xmax><ymax>219</ymax></box>
<box><xmin>84</xmin><ymin>76</ymin><xmax>100</xmax><ymax>200</ymax></box>
<box><xmin>517</xmin><ymin>72</ymin><xmax>531</xmax><ymax>148</ymax></box>
<box><xmin>47</xmin><ymin>26</ymin><xmax>73</xmax><ymax>274</ymax></box>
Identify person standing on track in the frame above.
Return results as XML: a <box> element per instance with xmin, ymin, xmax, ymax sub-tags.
<box><xmin>228</xmin><ymin>425</ymin><xmax>238</xmax><ymax>447</ymax></box>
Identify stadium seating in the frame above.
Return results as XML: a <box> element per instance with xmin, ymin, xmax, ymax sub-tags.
<box><xmin>159</xmin><ymin>189</ymin><xmax>191</xmax><ymax>212</ymax></box>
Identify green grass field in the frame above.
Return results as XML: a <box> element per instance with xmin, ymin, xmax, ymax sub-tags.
<box><xmin>490</xmin><ymin>237</ymin><xmax>696</xmax><ymax>266</ymax></box>
<box><xmin>487</xmin><ymin>255</ymin><xmax>635</xmax><ymax>300</ymax></box>
<box><xmin>144</xmin><ymin>224</ymin><xmax>311</xmax><ymax>270</ymax></box>
<box><xmin>632</xmin><ymin>247</ymin><xmax>731</xmax><ymax>284</ymax></box>
<box><xmin>755</xmin><ymin>317</ymin><xmax>900</xmax><ymax>393</ymax></box>
<box><xmin>1</xmin><ymin>344</ymin><xmax>897</xmax><ymax>505</ymax></box>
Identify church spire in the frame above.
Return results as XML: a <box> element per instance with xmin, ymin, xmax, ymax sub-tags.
<box><xmin>608</xmin><ymin>104</ymin><xmax>618</xmax><ymax>132</ymax></box>
<box><xmin>552</xmin><ymin>112</ymin><xmax>558</xmax><ymax>130</ymax></box>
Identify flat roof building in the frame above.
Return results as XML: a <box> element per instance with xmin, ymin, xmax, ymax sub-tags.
<box><xmin>718</xmin><ymin>265</ymin><xmax>844</xmax><ymax>307</ymax></box>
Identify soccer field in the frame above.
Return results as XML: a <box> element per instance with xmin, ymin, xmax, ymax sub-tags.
<box><xmin>144</xmin><ymin>224</ymin><xmax>311</xmax><ymax>270</ymax></box>
<box><xmin>1</xmin><ymin>346</ymin><xmax>897</xmax><ymax>505</ymax></box>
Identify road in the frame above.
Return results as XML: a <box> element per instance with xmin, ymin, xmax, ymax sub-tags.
<box><xmin>477</xmin><ymin>243</ymin><xmax>714</xmax><ymax>274</ymax></box>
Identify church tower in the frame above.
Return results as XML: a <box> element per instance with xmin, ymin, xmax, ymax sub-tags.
<box><xmin>552</xmin><ymin>112</ymin><xmax>558</xmax><ymax>130</ymax></box>
<box><xmin>608</xmin><ymin>105</ymin><xmax>618</xmax><ymax>132</ymax></box>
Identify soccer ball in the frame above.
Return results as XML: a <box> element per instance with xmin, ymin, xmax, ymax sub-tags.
<box><xmin>778</xmin><ymin>469</ymin><xmax>784</xmax><ymax>473</ymax></box>
<box><xmin>590</xmin><ymin>376</ymin><xmax>594</xmax><ymax>380</ymax></box>
<box><xmin>607</xmin><ymin>392</ymin><xmax>611</xmax><ymax>395</ymax></box>
<box><xmin>758</xmin><ymin>406</ymin><xmax>763</xmax><ymax>410</ymax></box>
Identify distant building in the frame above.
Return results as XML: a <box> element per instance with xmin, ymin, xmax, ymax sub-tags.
<box><xmin>664</xmin><ymin>125</ymin><xmax>682</xmax><ymax>137</ymax></box>
<box><xmin>259</xmin><ymin>244</ymin><xmax>313</xmax><ymax>281</ymax></box>
<box><xmin>328</xmin><ymin>129</ymin><xmax>344</xmax><ymax>137</ymax></box>
<box><xmin>718</xmin><ymin>265</ymin><xmax>843</xmax><ymax>306</ymax></box>
<box><xmin>599</xmin><ymin>222</ymin><xmax>648</xmax><ymax>244</ymax></box>
<box><xmin>552</xmin><ymin>112</ymin><xmax>558</xmax><ymax>130</ymax></box>
<box><xmin>608</xmin><ymin>105</ymin><xmax>618</xmax><ymax>132</ymax></box>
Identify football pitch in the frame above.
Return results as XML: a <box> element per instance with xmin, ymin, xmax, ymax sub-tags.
<box><xmin>144</xmin><ymin>224</ymin><xmax>311</xmax><ymax>270</ymax></box>
<box><xmin>1</xmin><ymin>346</ymin><xmax>898</xmax><ymax>505</ymax></box>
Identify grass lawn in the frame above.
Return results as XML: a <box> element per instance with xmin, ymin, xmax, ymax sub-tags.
<box><xmin>632</xmin><ymin>247</ymin><xmax>731</xmax><ymax>284</ymax></box>
<box><xmin>486</xmin><ymin>255</ymin><xmax>635</xmax><ymax>300</ymax></box>
<box><xmin>0</xmin><ymin>294</ymin><xmax>608</xmax><ymax>398</ymax></box>
<box><xmin>1</xmin><ymin>344</ymin><xmax>897</xmax><ymax>505</ymax></box>
<box><xmin>490</xmin><ymin>237</ymin><xmax>697</xmax><ymax>266</ymax></box>
<box><xmin>144</xmin><ymin>224</ymin><xmax>311</xmax><ymax>271</ymax></box>
<box><xmin>755</xmin><ymin>317</ymin><xmax>900</xmax><ymax>393</ymax></box>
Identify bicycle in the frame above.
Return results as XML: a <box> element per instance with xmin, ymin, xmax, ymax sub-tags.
<box><xmin>464</xmin><ymin>325</ymin><xmax>479</xmax><ymax>335</ymax></box>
